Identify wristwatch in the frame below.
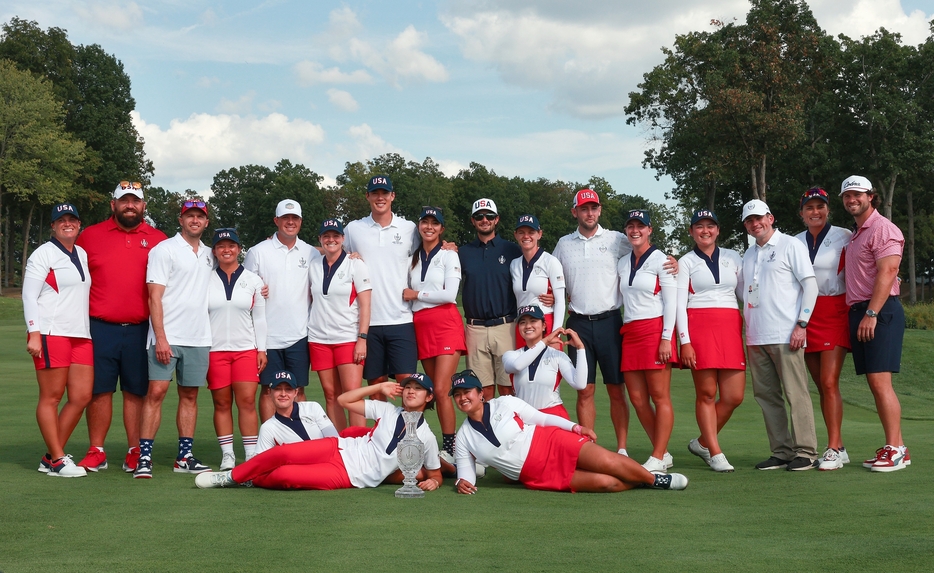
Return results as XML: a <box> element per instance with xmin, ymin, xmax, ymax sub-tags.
<box><xmin>358</xmin><ymin>333</ymin><xmax>368</xmax><ymax>339</ymax></box>
<box><xmin>796</xmin><ymin>320</ymin><xmax>808</xmax><ymax>329</ymax></box>
<box><xmin>865</xmin><ymin>309</ymin><xmax>878</xmax><ymax>318</ymax></box>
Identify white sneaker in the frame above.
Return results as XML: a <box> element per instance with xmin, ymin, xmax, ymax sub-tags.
<box><xmin>220</xmin><ymin>452</ymin><xmax>236</xmax><ymax>471</ymax></box>
<box><xmin>667</xmin><ymin>473</ymin><xmax>689</xmax><ymax>490</ymax></box>
<box><xmin>47</xmin><ymin>455</ymin><xmax>87</xmax><ymax>478</ymax></box>
<box><xmin>439</xmin><ymin>450</ymin><xmax>455</xmax><ymax>465</ymax></box>
<box><xmin>475</xmin><ymin>462</ymin><xmax>486</xmax><ymax>479</ymax></box>
<box><xmin>838</xmin><ymin>447</ymin><xmax>850</xmax><ymax>465</ymax></box>
<box><xmin>688</xmin><ymin>438</ymin><xmax>712</xmax><ymax>463</ymax></box>
<box><xmin>663</xmin><ymin>451</ymin><xmax>674</xmax><ymax>469</ymax></box>
<box><xmin>707</xmin><ymin>452</ymin><xmax>735</xmax><ymax>472</ymax></box>
<box><xmin>643</xmin><ymin>456</ymin><xmax>667</xmax><ymax>474</ymax></box>
<box><xmin>818</xmin><ymin>448</ymin><xmax>845</xmax><ymax>471</ymax></box>
<box><xmin>617</xmin><ymin>448</ymin><xmax>628</xmax><ymax>457</ymax></box>
<box><xmin>195</xmin><ymin>470</ymin><xmax>235</xmax><ymax>489</ymax></box>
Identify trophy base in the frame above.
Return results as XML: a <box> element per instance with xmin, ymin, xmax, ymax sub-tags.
<box><xmin>395</xmin><ymin>486</ymin><xmax>425</xmax><ymax>498</ymax></box>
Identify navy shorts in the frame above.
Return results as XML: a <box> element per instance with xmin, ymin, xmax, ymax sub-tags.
<box><xmin>849</xmin><ymin>297</ymin><xmax>904</xmax><ymax>375</ymax></box>
<box><xmin>363</xmin><ymin>323</ymin><xmax>418</xmax><ymax>381</ymax></box>
<box><xmin>89</xmin><ymin>319</ymin><xmax>149</xmax><ymax>396</ymax></box>
<box><xmin>261</xmin><ymin>337</ymin><xmax>310</xmax><ymax>388</ymax></box>
<box><xmin>566</xmin><ymin>311</ymin><xmax>623</xmax><ymax>385</ymax></box>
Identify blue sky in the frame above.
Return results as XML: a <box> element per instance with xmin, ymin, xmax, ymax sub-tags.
<box><xmin>3</xmin><ymin>1</ymin><xmax>932</xmax><ymax>204</ymax></box>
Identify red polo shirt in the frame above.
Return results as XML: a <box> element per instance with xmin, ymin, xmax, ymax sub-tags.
<box><xmin>76</xmin><ymin>217</ymin><xmax>168</xmax><ymax>323</ymax></box>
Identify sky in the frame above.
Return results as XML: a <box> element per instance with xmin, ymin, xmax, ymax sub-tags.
<box><xmin>2</xmin><ymin>0</ymin><xmax>932</xmax><ymax>204</ymax></box>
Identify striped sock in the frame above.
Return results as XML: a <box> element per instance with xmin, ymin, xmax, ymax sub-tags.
<box><xmin>242</xmin><ymin>435</ymin><xmax>258</xmax><ymax>459</ymax></box>
<box><xmin>139</xmin><ymin>439</ymin><xmax>154</xmax><ymax>459</ymax></box>
<box><xmin>217</xmin><ymin>434</ymin><xmax>234</xmax><ymax>455</ymax></box>
<box><xmin>178</xmin><ymin>437</ymin><xmax>193</xmax><ymax>460</ymax></box>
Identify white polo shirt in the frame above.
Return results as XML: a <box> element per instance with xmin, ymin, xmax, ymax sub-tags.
<box><xmin>338</xmin><ymin>401</ymin><xmax>441</xmax><ymax>488</ymax></box>
<box><xmin>308</xmin><ymin>254</ymin><xmax>372</xmax><ymax>344</ymax></box>
<box><xmin>742</xmin><ymin>230</ymin><xmax>815</xmax><ymax>345</ymax></box>
<box><xmin>207</xmin><ymin>267</ymin><xmax>267</xmax><ymax>351</ymax></box>
<box><xmin>409</xmin><ymin>247</ymin><xmax>461</xmax><ymax>313</ymax></box>
<box><xmin>617</xmin><ymin>247</ymin><xmax>677</xmax><ymax>339</ymax></box>
<box><xmin>23</xmin><ymin>240</ymin><xmax>91</xmax><ymax>338</ymax></box>
<box><xmin>503</xmin><ymin>342</ymin><xmax>587</xmax><ymax>410</ymax></box>
<box><xmin>344</xmin><ymin>214</ymin><xmax>418</xmax><ymax>326</ymax></box>
<box><xmin>510</xmin><ymin>249</ymin><xmax>566</xmax><ymax>321</ymax></box>
<box><xmin>676</xmin><ymin>247</ymin><xmax>743</xmax><ymax>344</ymax></box>
<box><xmin>795</xmin><ymin>226</ymin><xmax>850</xmax><ymax>297</ymax></box>
<box><xmin>255</xmin><ymin>401</ymin><xmax>338</xmax><ymax>454</ymax></box>
<box><xmin>146</xmin><ymin>233</ymin><xmax>213</xmax><ymax>347</ymax></box>
<box><xmin>552</xmin><ymin>225</ymin><xmax>632</xmax><ymax>315</ymax></box>
<box><xmin>243</xmin><ymin>234</ymin><xmax>317</xmax><ymax>349</ymax></box>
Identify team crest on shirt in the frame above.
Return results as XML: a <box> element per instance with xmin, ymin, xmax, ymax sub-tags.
<box><xmin>140</xmin><ymin>239</ymin><xmax>148</xmax><ymax>248</ymax></box>
<box><xmin>498</xmin><ymin>255</ymin><xmax>505</xmax><ymax>264</ymax></box>
<box><xmin>298</xmin><ymin>258</ymin><xmax>308</xmax><ymax>269</ymax></box>
<box><xmin>493</xmin><ymin>412</ymin><xmax>503</xmax><ymax>422</ymax></box>
<box><xmin>534</xmin><ymin>267</ymin><xmax>545</xmax><ymax>275</ymax></box>
<box><xmin>433</xmin><ymin>258</ymin><xmax>442</xmax><ymax>267</ymax></box>
<box><xmin>768</xmin><ymin>251</ymin><xmax>776</xmax><ymax>263</ymax></box>
<box><xmin>824</xmin><ymin>238</ymin><xmax>831</xmax><ymax>246</ymax></box>
<box><xmin>338</xmin><ymin>271</ymin><xmax>345</xmax><ymax>279</ymax></box>
<box><xmin>599</xmin><ymin>245</ymin><xmax>607</xmax><ymax>253</ymax></box>
<box><xmin>239</xmin><ymin>281</ymin><xmax>249</xmax><ymax>289</ymax></box>
<box><xmin>393</xmin><ymin>233</ymin><xmax>402</xmax><ymax>245</ymax></box>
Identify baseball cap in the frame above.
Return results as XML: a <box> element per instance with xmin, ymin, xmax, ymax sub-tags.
<box><xmin>402</xmin><ymin>372</ymin><xmax>434</xmax><ymax>393</ymax></box>
<box><xmin>626</xmin><ymin>209</ymin><xmax>651</xmax><ymax>226</ymax></box>
<box><xmin>515</xmin><ymin>214</ymin><xmax>540</xmax><ymax>231</ymax></box>
<box><xmin>276</xmin><ymin>199</ymin><xmax>302</xmax><ymax>218</ymax></box>
<box><xmin>573</xmin><ymin>189</ymin><xmax>600</xmax><ymax>208</ymax></box>
<box><xmin>449</xmin><ymin>369</ymin><xmax>483</xmax><ymax>395</ymax></box>
<box><xmin>471</xmin><ymin>198</ymin><xmax>498</xmax><ymax>215</ymax></box>
<box><xmin>212</xmin><ymin>227</ymin><xmax>241</xmax><ymax>246</ymax></box>
<box><xmin>114</xmin><ymin>180</ymin><xmax>144</xmax><ymax>199</ymax></box>
<box><xmin>800</xmin><ymin>187</ymin><xmax>829</xmax><ymax>209</ymax></box>
<box><xmin>319</xmin><ymin>218</ymin><xmax>344</xmax><ymax>235</ymax></box>
<box><xmin>419</xmin><ymin>207</ymin><xmax>445</xmax><ymax>226</ymax></box>
<box><xmin>840</xmin><ymin>175</ymin><xmax>872</xmax><ymax>195</ymax></box>
<box><xmin>266</xmin><ymin>370</ymin><xmax>298</xmax><ymax>389</ymax></box>
<box><xmin>517</xmin><ymin>305</ymin><xmax>545</xmax><ymax>321</ymax></box>
<box><xmin>51</xmin><ymin>203</ymin><xmax>80</xmax><ymax>222</ymax></box>
<box><xmin>367</xmin><ymin>175</ymin><xmax>393</xmax><ymax>193</ymax></box>
<box><xmin>181</xmin><ymin>199</ymin><xmax>209</xmax><ymax>216</ymax></box>
<box><xmin>741</xmin><ymin>199</ymin><xmax>771</xmax><ymax>221</ymax></box>
<box><xmin>690</xmin><ymin>209</ymin><xmax>719</xmax><ymax>226</ymax></box>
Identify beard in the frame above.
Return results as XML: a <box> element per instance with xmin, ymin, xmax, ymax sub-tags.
<box><xmin>115</xmin><ymin>208</ymin><xmax>143</xmax><ymax>228</ymax></box>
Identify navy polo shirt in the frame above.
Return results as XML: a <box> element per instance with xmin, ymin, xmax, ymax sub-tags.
<box><xmin>459</xmin><ymin>235</ymin><xmax>522</xmax><ymax>320</ymax></box>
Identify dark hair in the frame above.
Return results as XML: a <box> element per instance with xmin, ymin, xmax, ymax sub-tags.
<box><xmin>410</xmin><ymin>221</ymin><xmax>446</xmax><ymax>270</ymax></box>
<box><xmin>402</xmin><ymin>380</ymin><xmax>435</xmax><ymax>410</ymax></box>
<box><xmin>870</xmin><ymin>191</ymin><xmax>881</xmax><ymax>209</ymax></box>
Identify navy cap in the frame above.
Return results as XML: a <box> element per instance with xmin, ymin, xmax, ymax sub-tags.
<box><xmin>800</xmin><ymin>187</ymin><xmax>829</xmax><ymax>209</ymax></box>
<box><xmin>690</xmin><ymin>209</ymin><xmax>719</xmax><ymax>226</ymax></box>
<box><xmin>266</xmin><ymin>370</ymin><xmax>298</xmax><ymax>389</ymax></box>
<box><xmin>212</xmin><ymin>227</ymin><xmax>241</xmax><ymax>246</ymax></box>
<box><xmin>402</xmin><ymin>372</ymin><xmax>434</xmax><ymax>393</ymax></box>
<box><xmin>319</xmin><ymin>218</ymin><xmax>344</xmax><ymax>235</ymax></box>
<box><xmin>449</xmin><ymin>369</ymin><xmax>483</xmax><ymax>395</ymax></box>
<box><xmin>515</xmin><ymin>214</ymin><xmax>540</xmax><ymax>231</ymax></box>
<box><xmin>626</xmin><ymin>209</ymin><xmax>651</xmax><ymax>226</ymax></box>
<box><xmin>517</xmin><ymin>305</ymin><xmax>545</xmax><ymax>321</ymax></box>
<box><xmin>367</xmin><ymin>175</ymin><xmax>393</xmax><ymax>193</ymax></box>
<box><xmin>51</xmin><ymin>203</ymin><xmax>80</xmax><ymax>222</ymax></box>
<box><xmin>419</xmin><ymin>207</ymin><xmax>445</xmax><ymax>226</ymax></box>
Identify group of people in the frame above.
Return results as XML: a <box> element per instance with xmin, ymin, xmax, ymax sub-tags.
<box><xmin>23</xmin><ymin>171</ymin><xmax>908</xmax><ymax>495</ymax></box>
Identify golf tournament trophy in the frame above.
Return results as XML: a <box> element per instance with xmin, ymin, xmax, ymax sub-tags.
<box><xmin>395</xmin><ymin>410</ymin><xmax>425</xmax><ymax>498</ymax></box>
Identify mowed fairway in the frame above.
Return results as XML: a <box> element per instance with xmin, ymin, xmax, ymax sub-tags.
<box><xmin>1</xmin><ymin>296</ymin><xmax>932</xmax><ymax>572</ymax></box>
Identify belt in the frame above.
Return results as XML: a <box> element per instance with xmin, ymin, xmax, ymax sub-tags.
<box><xmin>465</xmin><ymin>314</ymin><xmax>516</xmax><ymax>327</ymax></box>
<box><xmin>850</xmin><ymin>296</ymin><xmax>899</xmax><ymax>312</ymax></box>
<box><xmin>569</xmin><ymin>310</ymin><xmax>617</xmax><ymax>321</ymax></box>
<box><xmin>91</xmin><ymin>316</ymin><xmax>143</xmax><ymax>327</ymax></box>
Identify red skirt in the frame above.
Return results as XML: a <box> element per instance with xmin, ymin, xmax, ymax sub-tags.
<box><xmin>518</xmin><ymin>426</ymin><xmax>587</xmax><ymax>492</ymax></box>
<box><xmin>413</xmin><ymin>304</ymin><xmax>467</xmax><ymax>360</ymax></box>
<box><xmin>806</xmin><ymin>294</ymin><xmax>851</xmax><ymax>353</ymax></box>
<box><xmin>620</xmin><ymin>317</ymin><xmax>678</xmax><ymax>371</ymax></box>
<box><xmin>515</xmin><ymin>313</ymin><xmax>555</xmax><ymax>349</ymax></box>
<box><xmin>683</xmin><ymin>308</ymin><xmax>746</xmax><ymax>370</ymax></box>
<box><xmin>539</xmin><ymin>404</ymin><xmax>571</xmax><ymax>420</ymax></box>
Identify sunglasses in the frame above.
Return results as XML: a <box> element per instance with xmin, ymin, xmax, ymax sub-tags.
<box><xmin>119</xmin><ymin>181</ymin><xmax>142</xmax><ymax>190</ymax></box>
<box><xmin>472</xmin><ymin>213</ymin><xmax>497</xmax><ymax>221</ymax></box>
<box><xmin>183</xmin><ymin>200</ymin><xmax>207</xmax><ymax>209</ymax></box>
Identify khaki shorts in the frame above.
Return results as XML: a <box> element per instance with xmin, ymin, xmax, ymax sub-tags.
<box><xmin>465</xmin><ymin>322</ymin><xmax>515</xmax><ymax>387</ymax></box>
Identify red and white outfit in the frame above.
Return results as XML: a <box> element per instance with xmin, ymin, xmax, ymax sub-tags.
<box><xmin>503</xmin><ymin>342</ymin><xmax>588</xmax><ymax>419</ymax></box>
<box><xmin>409</xmin><ymin>245</ymin><xmax>466</xmax><ymax>359</ymax></box>
<box><xmin>231</xmin><ymin>401</ymin><xmax>440</xmax><ymax>490</ymax></box>
<box><xmin>676</xmin><ymin>247</ymin><xmax>746</xmax><ymax>370</ymax></box>
<box><xmin>255</xmin><ymin>401</ymin><xmax>338</xmax><ymax>454</ymax></box>
<box><xmin>23</xmin><ymin>239</ymin><xmax>92</xmax><ymax>369</ymax></box>
<box><xmin>617</xmin><ymin>247</ymin><xmax>677</xmax><ymax>370</ymax></box>
<box><xmin>207</xmin><ymin>266</ymin><xmax>267</xmax><ymax>388</ymax></box>
<box><xmin>307</xmin><ymin>253</ymin><xmax>372</xmax><ymax>369</ymax></box>
<box><xmin>454</xmin><ymin>396</ymin><xmax>586</xmax><ymax>492</ymax></box>
<box><xmin>795</xmin><ymin>226</ymin><xmax>852</xmax><ymax>353</ymax></box>
<box><xmin>510</xmin><ymin>249</ymin><xmax>565</xmax><ymax>342</ymax></box>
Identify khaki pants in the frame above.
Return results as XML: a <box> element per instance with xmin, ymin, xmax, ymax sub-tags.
<box><xmin>465</xmin><ymin>322</ymin><xmax>515</xmax><ymax>387</ymax></box>
<box><xmin>748</xmin><ymin>344</ymin><xmax>818</xmax><ymax>460</ymax></box>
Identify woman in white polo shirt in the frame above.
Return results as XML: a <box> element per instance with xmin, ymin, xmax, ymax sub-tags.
<box><xmin>308</xmin><ymin>219</ymin><xmax>372</xmax><ymax>432</ymax></box>
<box><xmin>206</xmin><ymin>228</ymin><xmax>267</xmax><ymax>470</ymax></box>
<box><xmin>676</xmin><ymin>209</ymin><xmax>745</xmax><ymax>473</ymax></box>
<box><xmin>402</xmin><ymin>207</ymin><xmax>465</xmax><ymax>460</ymax></box>
<box><xmin>24</xmin><ymin>203</ymin><xmax>93</xmax><ymax>478</ymax></box>
<box><xmin>510</xmin><ymin>214</ymin><xmax>565</xmax><ymax>345</ymax></box>
<box><xmin>617</xmin><ymin>209</ymin><xmax>677</xmax><ymax>474</ymax></box>
<box><xmin>795</xmin><ymin>187</ymin><xmax>852</xmax><ymax>471</ymax></box>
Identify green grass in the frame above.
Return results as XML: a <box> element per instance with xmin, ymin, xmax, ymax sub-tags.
<box><xmin>1</xmin><ymin>296</ymin><xmax>933</xmax><ymax>572</ymax></box>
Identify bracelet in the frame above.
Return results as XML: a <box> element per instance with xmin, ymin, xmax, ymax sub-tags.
<box><xmin>429</xmin><ymin>477</ymin><xmax>439</xmax><ymax>487</ymax></box>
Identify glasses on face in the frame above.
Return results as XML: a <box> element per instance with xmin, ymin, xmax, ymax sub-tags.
<box><xmin>119</xmin><ymin>181</ymin><xmax>142</xmax><ymax>190</ymax></box>
<box><xmin>472</xmin><ymin>213</ymin><xmax>497</xmax><ymax>221</ymax></box>
<box><xmin>183</xmin><ymin>200</ymin><xmax>206</xmax><ymax>209</ymax></box>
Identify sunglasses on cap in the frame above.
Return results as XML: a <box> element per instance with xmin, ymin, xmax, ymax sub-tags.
<box><xmin>119</xmin><ymin>181</ymin><xmax>142</xmax><ymax>190</ymax></box>
<box><xmin>183</xmin><ymin>200</ymin><xmax>207</xmax><ymax>209</ymax></box>
<box><xmin>472</xmin><ymin>213</ymin><xmax>497</xmax><ymax>221</ymax></box>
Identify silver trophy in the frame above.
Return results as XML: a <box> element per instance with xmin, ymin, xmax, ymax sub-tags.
<box><xmin>395</xmin><ymin>410</ymin><xmax>425</xmax><ymax>498</ymax></box>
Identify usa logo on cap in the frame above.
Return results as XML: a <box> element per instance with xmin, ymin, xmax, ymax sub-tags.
<box><xmin>275</xmin><ymin>371</ymin><xmax>293</xmax><ymax>381</ymax></box>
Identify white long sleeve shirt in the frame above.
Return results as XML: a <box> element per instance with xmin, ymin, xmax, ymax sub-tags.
<box><xmin>208</xmin><ymin>266</ymin><xmax>267</xmax><ymax>351</ymax></box>
<box><xmin>618</xmin><ymin>247</ymin><xmax>676</xmax><ymax>340</ymax></box>
<box><xmin>510</xmin><ymin>249</ymin><xmax>566</xmax><ymax>325</ymax></box>
<box><xmin>503</xmin><ymin>342</ymin><xmax>587</xmax><ymax>410</ymax></box>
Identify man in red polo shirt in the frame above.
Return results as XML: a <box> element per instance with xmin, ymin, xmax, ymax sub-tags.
<box><xmin>75</xmin><ymin>181</ymin><xmax>167</xmax><ymax>473</ymax></box>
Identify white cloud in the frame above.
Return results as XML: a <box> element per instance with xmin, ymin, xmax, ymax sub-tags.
<box><xmin>216</xmin><ymin>91</ymin><xmax>255</xmax><ymax>114</ymax></box>
<box><xmin>294</xmin><ymin>61</ymin><xmax>373</xmax><ymax>86</ymax></box>
<box><xmin>811</xmin><ymin>0</ymin><xmax>932</xmax><ymax>45</ymax></box>
<box><xmin>436</xmin><ymin>159</ymin><xmax>468</xmax><ymax>178</ymax></box>
<box><xmin>347</xmin><ymin>123</ymin><xmax>406</xmax><ymax>161</ymax></box>
<box><xmin>73</xmin><ymin>0</ymin><xmax>144</xmax><ymax>29</ymax></box>
<box><xmin>327</xmin><ymin>89</ymin><xmax>359</xmax><ymax>112</ymax></box>
<box><xmin>197</xmin><ymin>76</ymin><xmax>221</xmax><ymax>89</ymax></box>
<box><xmin>348</xmin><ymin>25</ymin><xmax>449</xmax><ymax>87</ymax></box>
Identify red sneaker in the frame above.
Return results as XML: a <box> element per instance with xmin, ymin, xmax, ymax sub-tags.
<box><xmin>123</xmin><ymin>447</ymin><xmax>141</xmax><ymax>473</ymax></box>
<box><xmin>77</xmin><ymin>447</ymin><xmax>108</xmax><ymax>472</ymax></box>
<box><xmin>904</xmin><ymin>447</ymin><xmax>912</xmax><ymax>466</ymax></box>
<box><xmin>870</xmin><ymin>445</ymin><xmax>908</xmax><ymax>473</ymax></box>
<box><xmin>862</xmin><ymin>447</ymin><xmax>884</xmax><ymax>469</ymax></box>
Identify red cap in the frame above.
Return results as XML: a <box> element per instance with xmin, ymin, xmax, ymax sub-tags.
<box><xmin>573</xmin><ymin>189</ymin><xmax>600</xmax><ymax>208</ymax></box>
<box><xmin>181</xmin><ymin>199</ymin><xmax>209</xmax><ymax>216</ymax></box>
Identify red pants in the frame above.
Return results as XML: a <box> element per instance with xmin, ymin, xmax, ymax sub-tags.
<box><xmin>231</xmin><ymin>438</ymin><xmax>353</xmax><ymax>490</ymax></box>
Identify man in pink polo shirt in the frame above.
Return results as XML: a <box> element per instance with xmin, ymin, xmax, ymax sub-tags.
<box><xmin>840</xmin><ymin>175</ymin><xmax>910</xmax><ymax>473</ymax></box>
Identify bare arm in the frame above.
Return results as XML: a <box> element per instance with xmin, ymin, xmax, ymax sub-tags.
<box><xmin>338</xmin><ymin>381</ymin><xmax>401</xmax><ymax>415</ymax></box>
<box><xmin>858</xmin><ymin>255</ymin><xmax>900</xmax><ymax>342</ymax></box>
<box><xmin>355</xmin><ymin>289</ymin><xmax>371</xmax><ymax>364</ymax></box>
<box><xmin>148</xmin><ymin>283</ymin><xmax>172</xmax><ymax>365</ymax></box>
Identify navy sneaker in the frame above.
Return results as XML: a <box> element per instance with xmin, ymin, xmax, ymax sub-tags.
<box><xmin>174</xmin><ymin>455</ymin><xmax>211</xmax><ymax>474</ymax></box>
<box><xmin>38</xmin><ymin>453</ymin><xmax>53</xmax><ymax>473</ymax></box>
<box><xmin>133</xmin><ymin>457</ymin><xmax>153</xmax><ymax>479</ymax></box>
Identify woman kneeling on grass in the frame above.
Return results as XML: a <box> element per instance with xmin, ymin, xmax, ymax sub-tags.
<box><xmin>196</xmin><ymin>375</ymin><xmax>442</xmax><ymax>490</ymax></box>
<box><xmin>450</xmin><ymin>370</ymin><xmax>688</xmax><ymax>494</ymax></box>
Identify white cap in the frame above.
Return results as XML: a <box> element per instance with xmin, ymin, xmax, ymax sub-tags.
<box><xmin>472</xmin><ymin>198</ymin><xmax>498</xmax><ymax>215</ymax></box>
<box><xmin>114</xmin><ymin>181</ymin><xmax>144</xmax><ymax>199</ymax></box>
<box><xmin>275</xmin><ymin>199</ymin><xmax>302</xmax><ymax>218</ymax></box>
<box><xmin>840</xmin><ymin>175</ymin><xmax>872</xmax><ymax>195</ymax></box>
<box><xmin>741</xmin><ymin>199</ymin><xmax>771</xmax><ymax>221</ymax></box>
